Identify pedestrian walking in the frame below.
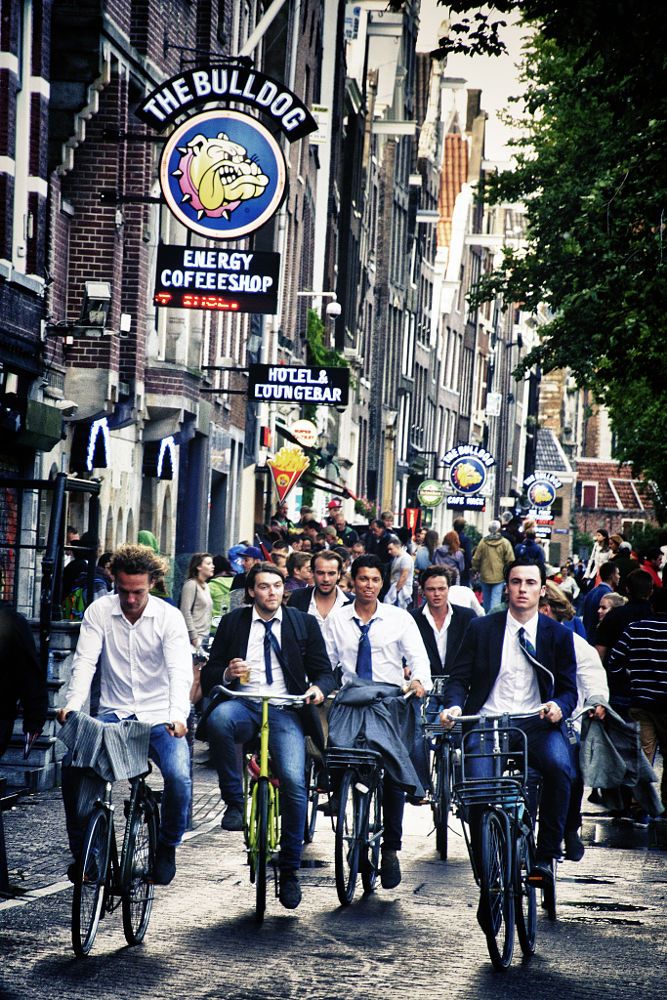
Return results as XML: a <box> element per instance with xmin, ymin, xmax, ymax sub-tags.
<box><xmin>471</xmin><ymin>520</ymin><xmax>515</xmax><ymax>612</ymax></box>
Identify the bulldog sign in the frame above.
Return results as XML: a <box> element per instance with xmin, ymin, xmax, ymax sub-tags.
<box><xmin>159</xmin><ymin>110</ymin><xmax>286</xmax><ymax>240</ymax></box>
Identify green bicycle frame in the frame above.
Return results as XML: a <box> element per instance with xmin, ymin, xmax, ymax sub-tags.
<box><xmin>245</xmin><ymin>697</ymin><xmax>281</xmax><ymax>863</ymax></box>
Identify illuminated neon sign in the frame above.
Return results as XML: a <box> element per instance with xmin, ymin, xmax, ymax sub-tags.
<box><xmin>153</xmin><ymin>245</ymin><xmax>279</xmax><ymax>313</ymax></box>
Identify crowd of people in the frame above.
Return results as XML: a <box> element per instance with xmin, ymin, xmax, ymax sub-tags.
<box><xmin>51</xmin><ymin>506</ymin><xmax>666</xmax><ymax>910</ymax></box>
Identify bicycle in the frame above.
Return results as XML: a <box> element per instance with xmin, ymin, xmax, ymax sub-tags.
<box><xmin>71</xmin><ymin>759</ymin><xmax>161</xmax><ymax>957</ymax></box>
<box><xmin>303</xmin><ymin>749</ymin><xmax>321</xmax><ymax>844</ymax></box>
<box><xmin>326</xmin><ymin>746</ymin><xmax>384</xmax><ymax>906</ymax></box>
<box><xmin>447</xmin><ymin>707</ymin><xmax>549</xmax><ymax>971</ymax></box>
<box><xmin>420</xmin><ymin>678</ymin><xmax>461</xmax><ymax>861</ymax></box>
<box><xmin>210</xmin><ymin>685</ymin><xmax>308</xmax><ymax>924</ymax></box>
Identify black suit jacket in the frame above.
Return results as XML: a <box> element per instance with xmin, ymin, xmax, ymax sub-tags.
<box><xmin>201</xmin><ymin>605</ymin><xmax>336</xmax><ymax>745</ymax></box>
<box><xmin>409</xmin><ymin>603</ymin><xmax>476</xmax><ymax>677</ymax></box>
<box><xmin>443</xmin><ymin>611</ymin><xmax>578</xmax><ymax>720</ymax></box>
<box><xmin>286</xmin><ymin>586</ymin><xmax>353</xmax><ymax>613</ymax></box>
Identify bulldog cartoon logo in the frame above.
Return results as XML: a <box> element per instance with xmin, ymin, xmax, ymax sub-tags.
<box><xmin>160</xmin><ymin>110</ymin><xmax>287</xmax><ymax>240</ymax></box>
<box><xmin>173</xmin><ymin>132</ymin><xmax>270</xmax><ymax>220</ymax></box>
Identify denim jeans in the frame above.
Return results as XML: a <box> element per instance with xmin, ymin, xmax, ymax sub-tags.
<box><xmin>463</xmin><ymin>716</ymin><xmax>573</xmax><ymax>861</ymax></box>
<box><xmin>206</xmin><ymin>699</ymin><xmax>306</xmax><ymax>871</ymax></box>
<box><xmin>61</xmin><ymin>712</ymin><xmax>192</xmax><ymax>857</ymax></box>
<box><xmin>481</xmin><ymin>582</ymin><xmax>504</xmax><ymax>613</ymax></box>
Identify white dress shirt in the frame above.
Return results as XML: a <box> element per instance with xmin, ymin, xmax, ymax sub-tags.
<box><xmin>571</xmin><ymin>631</ymin><xmax>609</xmax><ymax>733</ymax></box>
<box><xmin>481</xmin><ymin>612</ymin><xmax>542</xmax><ymax>715</ymax></box>
<box><xmin>324</xmin><ymin>600</ymin><xmax>432</xmax><ymax>690</ymax></box>
<box><xmin>64</xmin><ymin>593</ymin><xmax>192</xmax><ymax>725</ymax></box>
<box><xmin>423</xmin><ymin>604</ymin><xmax>454</xmax><ymax>670</ymax></box>
<box><xmin>449</xmin><ymin>585</ymin><xmax>485</xmax><ymax>616</ymax></box>
<box><xmin>307</xmin><ymin>585</ymin><xmax>349</xmax><ymax>626</ymax></box>
<box><xmin>241</xmin><ymin>607</ymin><xmax>290</xmax><ymax>702</ymax></box>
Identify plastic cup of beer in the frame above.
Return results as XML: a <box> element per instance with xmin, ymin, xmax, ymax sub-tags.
<box><xmin>238</xmin><ymin>662</ymin><xmax>251</xmax><ymax>685</ymax></box>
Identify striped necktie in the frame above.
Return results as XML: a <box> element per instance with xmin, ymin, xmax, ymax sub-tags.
<box><xmin>517</xmin><ymin>626</ymin><xmax>554</xmax><ymax>692</ymax></box>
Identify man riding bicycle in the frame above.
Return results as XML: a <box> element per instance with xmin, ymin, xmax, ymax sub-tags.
<box><xmin>439</xmin><ymin>558</ymin><xmax>577</xmax><ymax>888</ymax></box>
<box><xmin>58</xmin><ymin>543</ymin><xmax>193</xmax><ymax>886</ymax></box>
<box><xmin>323</xmin><ymin>554</ymin><xmax>432</xmax><ymax>890</ymax></box>
<box><xmin>201</xmin><ymin>562</ymin><xmax>335</xmax><ymax>910</ymax></box>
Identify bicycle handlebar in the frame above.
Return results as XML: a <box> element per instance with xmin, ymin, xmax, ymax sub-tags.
<box><xmin>209</xmin><ymin>685</ymin><xmax>311</xmax><ymax>706</ymax></box>
<box><xmin>441</xmin><ymin>706</ymin><xmax>549</xmax><ymax>724</ymax></box>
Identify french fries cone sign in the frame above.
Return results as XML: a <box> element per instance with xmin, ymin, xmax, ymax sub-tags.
<box><xmin>268</xmin><ymin>445</ymin><xmax>310</xmax><ymax>503</ymax></box>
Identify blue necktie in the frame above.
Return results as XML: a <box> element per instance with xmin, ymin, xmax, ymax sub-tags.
<box><xmin>517</xmin><ymin>627</ymin><xmax>554</xmax><ymax>693</ymax></box>
<box><xmin>353</xmin><ymin>617</ymin><xmax>374</xmax><ymax>681</ymax></box>
<box><xmin>261</xmin><ymin>619</ymin><xmax>281</xmax><ymax>685</ymax></box>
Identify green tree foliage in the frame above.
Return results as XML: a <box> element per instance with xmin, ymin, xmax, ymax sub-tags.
<box><xmin>434</xmin><ymin>2</ymin><xmax>667</xmax><ymax>514</ymax></box>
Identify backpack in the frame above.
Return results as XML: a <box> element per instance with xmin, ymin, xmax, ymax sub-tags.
<box><xmin>61</xmin><ymin>585</ymin><xmax>86</xmax><ymax>621</ymax></box>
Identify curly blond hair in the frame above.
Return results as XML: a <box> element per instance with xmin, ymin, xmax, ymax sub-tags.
<box><xmin>110</xmin><ymin>543</ymin><xmax>168</xmax><ymax>581</ymax></box>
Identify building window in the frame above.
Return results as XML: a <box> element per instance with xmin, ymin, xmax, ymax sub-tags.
<box><xmin>581</xmin><ymin>482</ymin><xmax>598</xmax><ymax>509</ymax></box>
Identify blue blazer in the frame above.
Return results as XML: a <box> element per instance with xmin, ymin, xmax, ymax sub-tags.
<box><xmin>443</xmin><ymin>611</ymin><xmax>578</xmax><ymax>720</ymax></box>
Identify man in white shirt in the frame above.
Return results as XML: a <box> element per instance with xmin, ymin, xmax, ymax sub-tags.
<box><xmin>440</xmin><ymin>559</ymin><xmax>578</xmax><ymax>892</ymax></box>
<box><xmin>324</xmin><ymin>555</ymin><xmax>432</xmax><ymax>890</ymax></box>
<box><xmin>58</xmin><ymin>544</ymin><xmax>193</xmax><ymax>885</ymax></box>
<box><xmin>287</xmin><ymin>550</ymin><xmax>351</xmax><ymax>623</ymax></box>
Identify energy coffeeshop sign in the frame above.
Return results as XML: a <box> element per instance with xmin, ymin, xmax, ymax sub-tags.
<box><xmin>154</xmin><ymin>246</ymin><xmax>279</xmax><ymax>313</ymax></box>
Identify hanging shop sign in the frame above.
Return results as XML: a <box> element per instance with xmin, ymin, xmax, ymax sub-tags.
<box><xmin>416</xmin><ymin>479</ymin><xmax>446</xmax><ymax>508</ymax></box>
<box><xmin>523</xmin><ymin>471</ymin><xmax>562</xmax><ymax>509</ymax></box>
<box><xmin>142</xmin><ymin>436</ymin><xmax>175</xmax><ymax>480</ymax></box>
<box><xmin>159</xmin><ymin>110</ymin><xmax>287</xmax><ymax>241</ymax></box>
<box><xmin>267</xmin><ymin>446</ymin><xmax>310</xmax><ymax>503</ymax></box>
<box><xmin>153</xmin><ymin>245</ymin><xmax>280</xmax><ymax>313</ymax></box>
<box><xmin>247</xmin><ymin>365</ymin><xmax>349</xmax><ymax>406</ymax></box>
<box><xmin>446</xmin><ymin>495</ymin><xmax>486</xmax><ymax>511</ymax></box>
<box><xmin>443</xmin><ymin>444</ymin><xmax>495</xmax><ymax>497</ymax></box>
<box><xmin>137</xmin><ymin>65</ymin><xmax>318</xmax><ymax>140</ymax></box>
<box><xmin>289</xmin><ymin>419</ymin><xmax>319</xmax><ymax>448</ymax></box>
<box><xmin>70</xmin><ymin>418</ymin><xmax>110</xmax><ymax>474</ymax></box>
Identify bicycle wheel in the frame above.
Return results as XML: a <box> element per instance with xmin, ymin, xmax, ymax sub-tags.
<box><xmin>479</xmin><ymin>810</ymin><xmax>514</xmax><ymax>971</ymax></box>
<box><xmin>361</xmin><ymin>778</ymin><xmax>383</xmax><ymax>895</ymax></box>
<box><xmin>303</xmin><ymin>755</ymin><xmax>319</xmax><ymax>844</ymax></box>
<box><xmin>122</xmin><ymin>801</ymin><xmax>157</xmax><ymax>945</ymax></box>
<box><xmin>335</xmin><ymin>769</ymin><xmax>360</xmax><ymax>906</ymax></box>
<box><xmin>433</xmin><ymin>744</ymin><xmax>452</xmax><ymax>860</ymax></box>
<box><xmin>254</xmin><ymin>778</ymin><xmax>269</xmax><ymax>924</ymax></box>
<box><xmin>72</xmin><ymin>809</ymin><xmax>110</xmax><ymax>957</ymax></box>
<box><xmin>514</xmin><ymin>831</ymin><xmax>537</xmax><ymax>956</ymax></box>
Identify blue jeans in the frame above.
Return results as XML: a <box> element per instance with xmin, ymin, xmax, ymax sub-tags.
<box><xmin>62</xmin><ymin>713</ymin><xmax>192</xmax><ymax>857</ymax></box>
<box><xmin>464</xmin><ymin>716</ymin><xmax>573</xmax><ymax>861</ymax></box>
<box><xmin>207</xmin><ymin>699</ymin><xmax>306</xmax><ymax>871</ymax></box>
<box><xmin>481</xmin><ymin>582</ymin><xmax>504</xmax><ymax>613</ymax></box>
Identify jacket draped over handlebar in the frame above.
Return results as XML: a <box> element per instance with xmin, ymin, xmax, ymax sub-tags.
<box><xmin>327</xmin><ymin>676</ymin><xmax>424</xmax><ymax>797</ymax></box>
<box><xmin>443</xmin><ymin>611</ymin><xmax>578</xmax><ymax>721</ymax></box>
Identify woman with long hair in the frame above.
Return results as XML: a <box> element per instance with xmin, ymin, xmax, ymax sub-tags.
<box><xmin>415</xmin><ymin>529</ymin><xmax>439</xmax><ymax>571</ymax></box>
<box><xmin>433</xmin><ymin>530</ymin><xmax>465</xmax><ymax>585</ymax></box>
<box><xmin>180</xmin><ymin>552</ymin><xmax>214</xmax><ymax>651</ymax></box>
<box><xmin>583</xmin><ymin>528</ymin><xmax>611</xmax><ymax>589</ymax></box>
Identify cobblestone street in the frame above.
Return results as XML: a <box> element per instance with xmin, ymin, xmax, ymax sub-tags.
<box><xmin>1</xmin><ymin>750</ymin><xmax>665</xmax><ymax>1000</ymax></box>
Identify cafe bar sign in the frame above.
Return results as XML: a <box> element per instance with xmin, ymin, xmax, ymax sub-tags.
<box><xmin>247</xmin><ymin>365</ymin><xmax>349</xmax><ymax>406</ymax></box>
<box><xmin>154</xmin><ymin>246</ymin><xmax>279</xmax><ymax>314</ymax></box>
<box><xmin>442</xmin><ymin>443</ymin><xmax>495</xmax><ymax>511</ymax></box>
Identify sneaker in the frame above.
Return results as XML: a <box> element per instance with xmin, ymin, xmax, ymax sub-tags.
<box><xmin>152</xmin><ymin>843</ymin><xmax>176</xmax><ymax>885</ymax></box>
<box><xmin>564</xmin><ymin>830</ymin><xmax>585</xmax><ymax>862</ymax></box>
<box><xmin>380</xmin><ymin>849</ymin><xmax>401</xmax><ymax>889</ymax></box>
<box><xmin>221</xmin><ymin>804</ymin><xmax>244</xmax><ymax>832</ymax></box>
<box><xmin>278</xmin><ymin>869</ymin><xmax>302</xmax><ymax>909</ymax></box>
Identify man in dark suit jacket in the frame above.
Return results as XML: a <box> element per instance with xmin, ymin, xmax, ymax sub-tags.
<box><xmin>409</xmin><ymin>566</ymin><xmax>476</xmax><ymax>791</ymax></box>
<box><xmin>441</xmin><ymin>559</ymin><xmax>577</xmax><ymax>884</ymax></box>
<box><xmin>201</xmin><ymin>562</ymin><xmax>335</xmax><ymax>910</ymax></box>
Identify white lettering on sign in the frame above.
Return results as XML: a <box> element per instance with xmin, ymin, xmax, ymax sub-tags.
<box><xmin>252</xmin><ymin>383</ymin><xmax>342</xmax><ymax>403</ymax></box>
<box><xmin>160</xmin><ymin>269</ymin><xmax>274</xmax><ymax>293</ymax></box>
